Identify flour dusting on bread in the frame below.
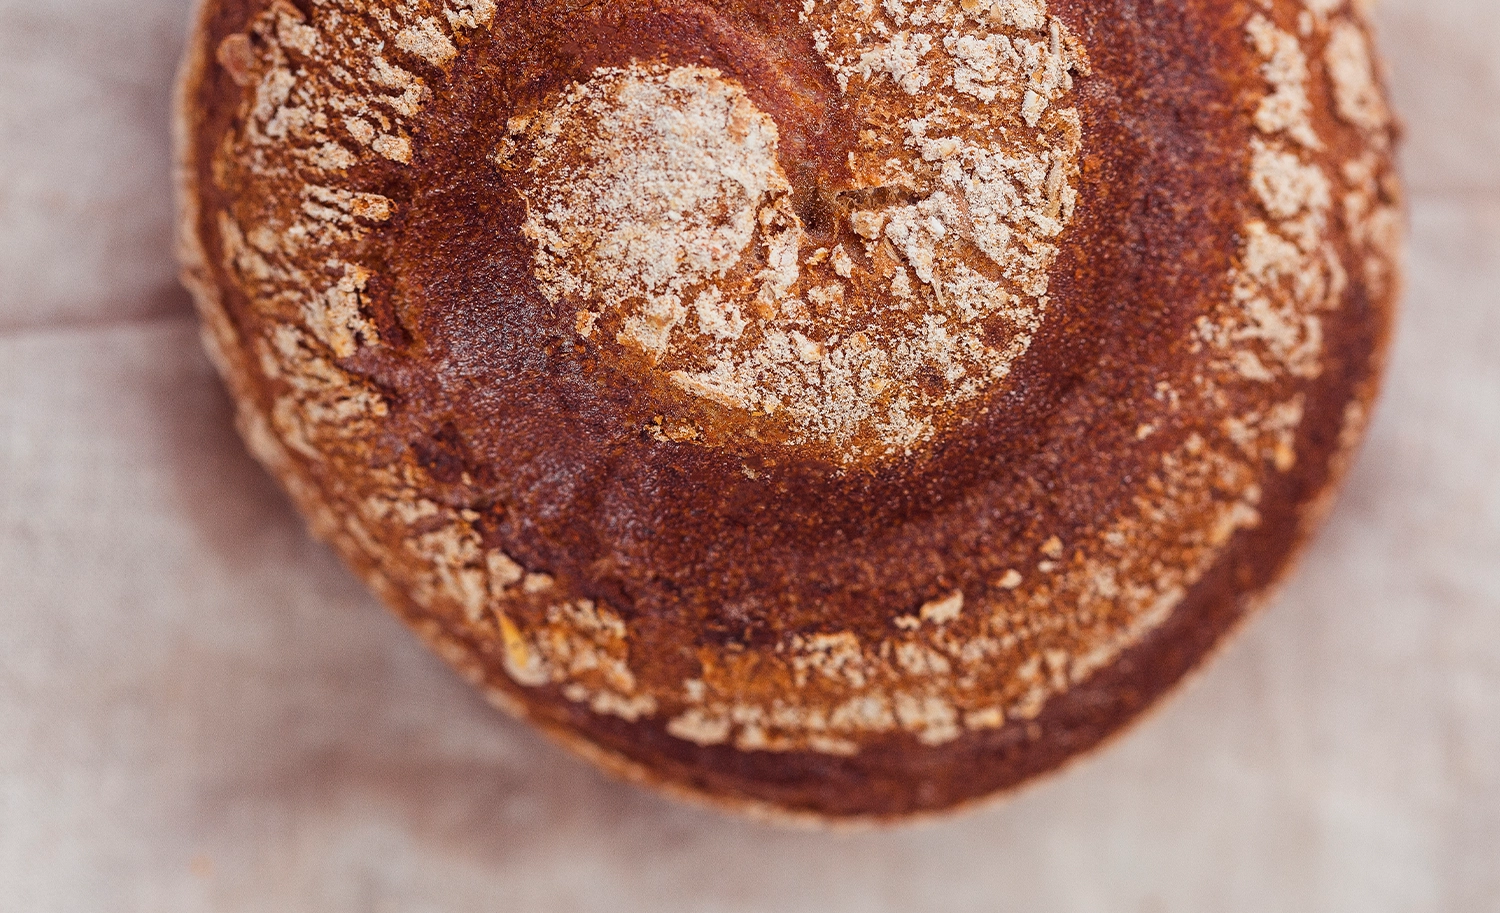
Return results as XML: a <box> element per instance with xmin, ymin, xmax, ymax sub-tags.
<box><xmin>515</xmin><ymin>0</ymin><xmax>1088</xmax><ymax>461</ymax></box>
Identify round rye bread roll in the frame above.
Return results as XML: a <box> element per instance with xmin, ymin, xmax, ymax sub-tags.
<box><xmin>175</xmin><ymin>0</ymin><xmax>1402</xmax><ymax>821</ymax></box>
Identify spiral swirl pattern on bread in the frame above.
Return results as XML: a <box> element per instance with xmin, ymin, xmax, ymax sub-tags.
<box><xmin>178</xmin><ymin>0</ymin><xmax>1401</xmax><ymax>819</ymax></box>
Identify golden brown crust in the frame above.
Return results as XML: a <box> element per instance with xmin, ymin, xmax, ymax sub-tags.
<box><xmin>176</xmin><ymin>0</ymin><xmax>1402</xmax><ymax>821</ymax></box>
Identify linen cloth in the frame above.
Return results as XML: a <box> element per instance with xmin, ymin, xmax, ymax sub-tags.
<box><xmin>2</xmin><ymin>1</ymin><xmax>1497</xmax><ymax>909</ymax></box>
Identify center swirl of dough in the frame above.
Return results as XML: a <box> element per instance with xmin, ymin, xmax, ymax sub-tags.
<box><xmin>517</xmin><ymin>3</ymin><xmax>1087</xmax><ymax>460</ymax></box>
<box><xmin>522</xmin><ymin>66</ymin><xmax>794</xmax><ymax>365</ymax></box>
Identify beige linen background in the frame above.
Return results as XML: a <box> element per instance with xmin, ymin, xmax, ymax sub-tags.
<box><xmin>2</xmin><ymin>2</ymin><xmax>1498</xmax><ymax>910</ymax></box>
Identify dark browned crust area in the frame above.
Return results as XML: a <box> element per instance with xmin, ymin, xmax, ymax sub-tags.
<box><xmin>178</xmin><ymin>0</ymin><xmax>1400</xmax><ymax>820</ymax></box>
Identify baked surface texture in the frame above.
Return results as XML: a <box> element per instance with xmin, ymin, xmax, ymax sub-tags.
<box><xmin>176</xmin><ymin>0</ymin><xmax>1401</xmax><ymax>821</ymax></box>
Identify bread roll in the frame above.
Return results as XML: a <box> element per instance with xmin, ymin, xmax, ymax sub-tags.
<box><xmin>176</xmin><ymin>0</ymin><xmax>1402</xmax><ymax>821</ymax></box>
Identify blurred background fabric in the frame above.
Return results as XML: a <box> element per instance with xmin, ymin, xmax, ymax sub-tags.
<box><xmin>1</xmin><ymin>1</ymin><xmax>1497</xmax><ymax>910</ymax></box>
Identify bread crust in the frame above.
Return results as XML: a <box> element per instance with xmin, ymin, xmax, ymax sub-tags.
<box><xmin>176</xmin><ymin>0</ymin><xmax>1401</xmax><ymax>821</ymax></box>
